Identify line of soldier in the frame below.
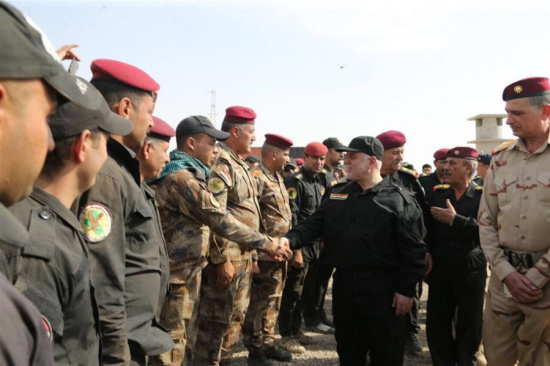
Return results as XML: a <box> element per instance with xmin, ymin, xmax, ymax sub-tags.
<box><xmin>1</xmin><ymin>2</ymin><xmax>549</xmax><ymax>366</ymax></box>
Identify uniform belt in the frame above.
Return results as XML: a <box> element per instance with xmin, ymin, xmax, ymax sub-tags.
<box><xmin>502</xmin><ymin>247</ymin><xmax>545</xmax><ymax>270</ymax></box>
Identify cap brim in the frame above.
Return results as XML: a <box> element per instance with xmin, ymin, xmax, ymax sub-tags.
<box><xmin>100</xmin><ymin>111</ymin><xmax>133</xmax><ymax>136</ymax></box>
<box><xmin>335</xmin><ymin>146</ymin><xmax>360</xmax><ymax>152</ymax></box>
<box><xmin>44</xmin><ymin>68</ymin><xmax>102</xmax><ymax>110</ymax></box>
<box><xmin>205</xmin><ymin>127</ymin><xmax>230</xmax><ymax>141</ymax></box>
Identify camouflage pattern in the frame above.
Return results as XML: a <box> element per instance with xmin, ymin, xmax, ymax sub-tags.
<box><xmin>153</xmin><ymin>164</ymin><xmax>270</xmax><ymax>365</ymax></box>
<box><xmin>195</xmin><ymin>143</ymin><xmax>263</xmax><ymax>365</ymax></box>
<box><xmin>195</xmin><ymin>259</ymin><xmax>253</xmax><ymax>365</ymax></box>
<box><xmin>243</xmin><ymin>164</ymin><xmax>292</xmax><ymax>352</ymax></box>
<box><xmin>478</xmin><ymin>137</ymin><xmax>550</xmax><ymax>366</ymax></box>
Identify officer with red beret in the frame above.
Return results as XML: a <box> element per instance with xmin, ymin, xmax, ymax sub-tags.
<box><xmin>279</xmin><ymin>141</ymin><xmax>331</xmax><ymax>354</ymax></box>
<box><xmin>138</xmin><ymin>116</ymin><xmax>175</xmax><ymax>182</ymax></box>
<box><xmin>419</xmin><ymin>148</ymin><xmax>450</xmax><ymax>200</ymax></box>
<box><xmin>376</xmin><ymin>130</ymin><xmax>428</xmax><ymax>354</ymax></box>
<box><xmin>424</xmin><ymin>146</ymin><xmax>486</xmax><ymax>366</ymax></box>
<box><xmin>75</xmin><ymin>59</ymin><xmax>174</xmax><ymax>364</ymax></box>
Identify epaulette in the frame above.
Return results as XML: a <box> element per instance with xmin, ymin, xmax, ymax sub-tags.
<box><xmin>295</xmin><ymin>173</ymin><xmax>303</xmax><ymax>180</ymax></box>
<box><xmin>474</xmin><ymin>185</ymin><xmax>483</xmax><ymax>192</ymax></box>
<box><xmin>400</xmin><ymin>167</ymin><xmax>419</xmax><ymax>178</ymax></box>
<box><xmin>321</xmin><ymin>168</ymin><xmax>328</xmax><ymax>174</ymax></box>
<box><xmin>330</xmin><ymin>179</ymin><xmax>339</xmax><ymax>187</ymax></box>
<box><xmin>433</xmin><ymin>184</ymin><xmax>451</xmax><ymax>192</ymax></box>
<box><xmin>251</xmin><ymin>169</ymin><xmax>262</xmax><ymax>178</ymax></box>
<box><xmin>492</xmin><ymin>140</ymin><xmax>516</xmax><ymax>155</ymax></box>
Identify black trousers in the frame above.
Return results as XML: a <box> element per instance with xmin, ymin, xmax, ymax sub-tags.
<box><xmin>303</xmin><ymin>260</ymin><xmax>334</xmax><ymax>327</ymax></box>
<box><xmin>333</xmin><ymin>270</ymin><xmax>406</xmax><ymax>366</ymax></box>
<box><xmin>426</xmin><ymin>249</ymin><xmax>486</xmax><ymax>366</ymax></box>
<box><xmin>278</xmin><ymin>262</ymin><xmax>310</xmax><ymax>337</ymax></box>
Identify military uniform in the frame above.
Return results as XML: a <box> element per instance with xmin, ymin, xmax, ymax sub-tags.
<box><xmin>419</xmin><ymin>171</ymin><xmax>445</xmax><ymax>200</ymax></box>
<box><xmin>279</xmin><ymin>166</ymin><xmax>324</xmax><ymax>338</ymax></box>
<box><xmin>0</xmin><ymin>203</ymin><xmax>54</xmax><ymax>365</ymax></box>
<box><xmin>153</xmin><ymin>153</ymin><xmax>269</xmax><ymax>365</ymax></box>
<box><xmin>425</xmin><ymin>183</ymin><xmax>486</xmax><ymax>366</ymax></box>
<box><xmin>195</xmin><ymin>142</ymin><xmax>264</xmax><ymax>365</ymax></box>
<box><xmin>479</xmin><ymin>137</ymin><xmax>550</xmax><ymax>366</ymax></box>
<box><xmin>75</xmin><ymin>138</ymin><xmax>173</xmax><ymax>365</ymax></box>
<box><xmin>243</xmin><ymin>164</ymin><xmax>292</xmax><ymax>354</ymax></box>
<box><xmin>287</xmin><ymin>178</ymin><xmax>426</xmax><ymax>366</ymax></box>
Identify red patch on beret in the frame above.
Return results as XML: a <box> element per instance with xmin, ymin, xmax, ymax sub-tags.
<box><xmin>447</xmin><ymin>146</ymin><xmax>479</xmax><ymax>160</ymax></box>
<box><xmin>304</xmin><ymin>142</ymin><xmax>328</xmax><ymax>156</ymax></box>
<box><xmin>433</xmin><ymin>148</ymin><xmax>450</xmax><ymax>160</ymax></box>
<box><xmin>265</xmin><ymin>133</ymin><xmax>293</xmax><ymax>150</ymax></box>
<box><xmin>91</xmin><ymin>59</ymin><xmax>160</xmax><ymax>92</ymax></box>
<box><xmin>148</xmin><ymin>116</ymin><xmax>175</xmax><ymax>142</ymax></box>
<box><xmin>376</xmin><ymin>130</ymin><xmax>406</xmax><ymax>150</ymax></box>
<box><xmin>224</xmin><ymin>106</ymin><xmax>256</xmax><ymax>124</ymax></box>
<box><xmin>502</xmin><ymin>77</ymin><xmax>550</xmax><ymax>101</ymax></box>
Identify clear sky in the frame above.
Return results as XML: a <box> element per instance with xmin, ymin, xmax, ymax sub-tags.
<box><xmin>12</xmin><ymin>0</ymin><xmax>550</xmax><ymax>168</ymax></box>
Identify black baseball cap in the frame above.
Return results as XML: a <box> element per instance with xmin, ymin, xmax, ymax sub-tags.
<box><xmin>48</xmin><ymin>78</ymin><xmax>133</xmax><ymax>139</ymax></box>
<box><xmin>477</xmin><ymin>153</ymin><xmax>492</xmax><ymax>165</ymax></box>
<box><xmin>336</xmin><ymin>136</ymin><xmax>385</xmax><ymax>160</ymax></box>
<box><xmin>284</xmin><ymin>157</ymin><xmax>297</xmax><ymax>170</ymax></box>
<box><xmin>323</xmin><ymin>137</ymin><xmax>346</xmax><ymax>150</ymax></box>
<box><xmin>176</xmin><ymin>116</ymin><xmax>229</xmax><ymax>141</ymax></box>
<box><xmin>0</xmin><ymin>2</ymin><xmax>101</xmax><ymax>110</ymax></box>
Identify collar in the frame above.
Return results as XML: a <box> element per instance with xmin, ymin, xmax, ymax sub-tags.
<box><xmin>108</xmin><ymin>138</ymin><xmax>141</xmax><ymax>184</ymax></box>
<box><xmin>30</xmin><ymin>187</ymin><xmax>83</xmax><ymax>234</ymax></box>
<box><xmin>299</xmin><ymin>166</ymin><xmax>320</xmax><ymax>182</ymax></box>
<box><xmin>0</xmin><ymin>203</ymin><xmax>29</xmax><ymax>249</ymax></box>
<box><xmin>516</xmin><ymin>133</ymin><xmax>550</xmax><ymax>155</ymax></box>
<box><xmin>260</xmin><ymin>163</ymin><xmax>278</xmax><ymax>182</ymax></box>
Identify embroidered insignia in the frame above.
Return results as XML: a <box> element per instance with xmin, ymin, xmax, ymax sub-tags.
<box><xmin>210</xmin><ymin>195</ymin><xmax>221</xmax><ymax>208</ymax></box>
<box><xmin>475</xmin><ymin>185</ymin><xmax>483</xmax><ymax>191</ymax></box>
<box><xmin>218</xmin><ymin>170</ymin><xmax>231</xmax><ymax>185</ymax></box>
<box><xmin>400</xmin><ymin>167</ymin><xmax>419</xmax><ymax>178</ymax></box>
<box><xmin>41</xmin><ymin>315</ymin><xmax>53</xmax><ymax>342</ymax></box>
<box><xmin>330</xmin><ymin>180</ymin><xmax>338</xmax><ymax>187</ymax></box>
<box><xmin>514</xmin><ymin>85</ymin><xmax>522</xmax><ymax>94</ymax></box>
<box><xmin>295</xmin><ymin>173</ymin><xmax>303</xmax><ymax>180</ymax></box>
<box><xmin>79</xmin><ymin>204</ymin><xmax>112</xmax><ymax>243</ymax></box>
<box><xmin>251</xmin><ymin>169</ymin><xmax>262</xmax><ymax>178</ymax></box>
<box><xmin>288</xmin><ymin>187</ymin><xmax>297</xmax><ymax>199</ymax></box>
<box><xmin>320</xmin><ymin>186</ymin><xmax>326</xmax><ymax>196</ymax></box>
<box><xmin>433</xmin><ymin>184</ymin><xmax>451</xmax><ymax>192</ymax></box>
<box><xmin>208</xmin><ymin>177</ymin><xmax>225</xmax><ymax>194</ymax></box>
<box><xmin>454</xmin><ymin>150</ymin><xmax>460</xmax><ymax>155</ymax></box>
<box><xmin>330</xmin><ymin>193</ymin><xmax>348</xmax><ymax>200</ymax></box>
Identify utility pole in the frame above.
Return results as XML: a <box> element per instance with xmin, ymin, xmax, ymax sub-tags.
<box><xmin>208</xmin><ymin>89</ymin><xmax>217</xmax><ymax>127</ymax></box>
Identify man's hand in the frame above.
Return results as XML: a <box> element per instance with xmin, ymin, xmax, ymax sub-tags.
<box><xmin>216</xmin><ymin>261</ymin><xmax>235</xmax><ymax>290</ymax></box>
<box><xmin>56</xmin><ymin>44</ymin><xmax>81</xmax><ymax>61</ymax></box>
<box><xmin>263</xmin><ymin>237</ymin><xmax>292</xmax><ymax>261</ymax></box>
<box><xmin>504</xmin><ymin>272</ymin><xmax>542</xmax><ymax>303</ymax></box>
<box><xmin>291</xmin><ymin>249</ymin><xmax>303</xmax><ymax>268</ymax></box>
<box><xmin>392</xmin><ymin>293</ymin><xmax>414</xmax><ymax>316</ymax></box>
<box><xmin>431</xmin><ymin>199</ymin><xmax>456</xmax><ymax>225</ymax></box>
<box><xmin>425</xmin><ymin>253</ymin><xmax>433</xmax><ymax>276</ymax></box>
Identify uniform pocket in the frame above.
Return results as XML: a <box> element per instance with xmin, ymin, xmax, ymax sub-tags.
<box><xmin>129</xmin><ymin>203</ymin><xmax>154</xmax><ymax>254</ymax></box>
<box><xmin>537</xmin><ymin>171</ymin><xmax>550</xmax><ymax>204</ymax></box>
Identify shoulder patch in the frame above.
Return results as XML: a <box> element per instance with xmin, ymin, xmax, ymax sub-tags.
<box><xmin>209</xmin><ymin>195</ymin><xmax>221</xmax><ymax>208</ymax></box>
<box><xmin>320</xmin><ymin>186</ymin><xmax>326</xmax><ymax>196</ymax></box>
<box><xmin>79</xmin><ymin>203</ymin><xmax>112</xmax><ymax>243</ymax></box>
<box><xmin>433</xmin><ymin>184</ymin><xmax>451</xmax><ymax>192</ymax></box>
<box><xmin>400</xmin><ymin>167</ymin><xmax>419</xmax><ymax>178</ymax></box>
<box><xmin>287</xmin><ymin>187</ymin><xmax>297</xmax><ymax>199</ymax></box>
<box><xmin>208</xmin><ymin>177</ymin><xmax>225</xmax><ymax>194</ymax></box>
<box><xmin>330</xmin><ymin>193</ymin><xmax>348</xmax><ymax>200</ymax></box>
<box><xmin>492</xmin><ymin>140</ymin><xmax>517</xmax><ymax>155</ymax></box>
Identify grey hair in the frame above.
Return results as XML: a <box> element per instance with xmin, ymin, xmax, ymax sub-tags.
<box><xmin>527</xmin><ymin>94</ymin><xmax>550</xmax><ymax>110</ymax></box>
<box><xmin>144</xmin><ymin>136</ymin><xmax>163</xmax><ymax>149</ymax></box>
<box><xmin>466</xmin><ymin>160</ymin><xmax>478</xmax><ymax>179</ymax></box>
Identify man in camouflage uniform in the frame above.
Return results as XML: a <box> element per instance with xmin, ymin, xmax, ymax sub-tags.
<box><xmin>194</xmin><ymin>107</ymin><xmax>292</xmax><ymax>366</ymax></box>
<box><xmin>377</xmin><ymin>130</ymin><xmax>428</xmax><ymax>354</ymax></box>
<box><xmin>243</xmin><ymin>134</ymin><xmax>295</xmax><ymax>365</ymax></box>
<box><xmin>152</xmin><ymin>116</ymin><xmax>288</xmax><ymax>366</ymax></box>
<box><xmin>479</xmin><ymin>77</ymin><xmax>550</xmax><ymax>366</ymax></box>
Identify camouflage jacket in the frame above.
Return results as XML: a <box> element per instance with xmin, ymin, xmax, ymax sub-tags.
<box><xmin>251</xmin><ymin>164</ymin><xmax>292</xmax><ymax>261</ymax></box>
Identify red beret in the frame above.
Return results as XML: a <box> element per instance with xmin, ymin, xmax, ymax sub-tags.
<box><xmin>447</xmin><ymin>146</ymin><xmax>479</xmax><ymax>160</ymax></box>
<box><xmin>433</xmin><ymin>148</ymin><xmax>450</xmax><ymax>160</ymax></box>
<box><xmin>224</xmin><ymin>106</ymin><xmax>256</xmax><ymax>124</ymax></box>
<box><xmin>148</xmin><ymin>116</ymin><xmax>175</xmax><ymax>142</ymax></box>
<box><xmin>264</xmin><ymin>133</ymin><xmax>293</xmax><ymax>150</ymax></box>
<box><xmin>502</xmin><ymin>77</ymin><xmax>550</xmax><ymax>101</ymax></box>
<box><xmin>91</xmin><ymin>59</ymin><xmax>160</xmax><ymax>93</ymax></box>
<box><xmin>295</xmin><ymin>158</ymin><xmax>304</xmax><ymax>166</ymax></box>
<box><xmin>304</xmin><ymin>142</ymin><xmax>328</xmax><ymax>156</ymax></box>
<box><xmin>376</xmin><ymin>130</ymin><xmax>406</xmax><ymax>150</ymax></box>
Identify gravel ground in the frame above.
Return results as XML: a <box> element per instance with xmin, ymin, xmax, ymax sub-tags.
<box><xmin>230</xmin><ymin>282</ymin><xmax>433</xmax><ymax>365</ymax></box>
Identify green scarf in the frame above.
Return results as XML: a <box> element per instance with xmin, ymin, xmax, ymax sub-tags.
<box><xmin>151</xmin><ymin>150</ymin><xmax>211</xmax><ymax>183</ymax></box>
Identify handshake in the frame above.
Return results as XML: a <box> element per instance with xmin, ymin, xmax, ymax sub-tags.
<box><xmin>263</xmin><ymin>236</ymin><xmax>293</xmax><ymax>261</ymax></box>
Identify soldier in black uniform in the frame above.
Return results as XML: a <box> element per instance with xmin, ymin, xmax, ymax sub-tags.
<box><xmin>0</xmin><ymin>3</ymin><xmax>101</xmax><ymax>363</ymax></box>
<box><xmin>376</xmin><ymin>130</ymin><xmax>428</xmax><ymax>354</ymax></box>
<box><xmin>9</xmin><ymin>83</ymin><xmax>133</xmax><ymax>365</ymax></box>
<box><xmin>75</xmin><ymin>59</ymin><xmax>173</xmax><ymax>365</ymax></box>
<box><xmin>473</xmin><ymin>153</ymin><xmax>491</xmax><ymax>187</ymax></box>
<box><xmin>419</xmin><ymin>148</ymin><xmax>449</xmax><ymax>201</ymax></box>
<box><xmin>279</xmin><ymin>142</ymin><xmax>329</xmax><ymax>354</ymax></box>
<box><xmin>425</xmin><ymin>147</ymin><xmax>486</xmax><ymax>366</ymax></box>
<box><xmin>287</xmin><ymin>136</ymin><xmax>426</xmax><ymax>366</ymax></box>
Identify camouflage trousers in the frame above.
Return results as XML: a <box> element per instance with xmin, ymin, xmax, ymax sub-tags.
<box><xmin>194</xmin><ymin>258</ymin><xmax>252</xmax><ymax>366</ymax></box>
<box><xmin>243</xmin><ymin>261</ymin><xmax>288</xmax><ymax>352</ymax></box>
<box><xmin>155</xmin><ymin>270</ymin><xmax>202</xmax><ymax>366</ymax></box>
